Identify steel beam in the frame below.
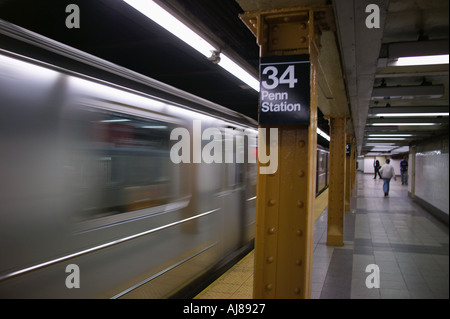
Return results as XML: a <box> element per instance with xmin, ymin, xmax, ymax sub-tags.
<box><xmin>327</xmin><ymin>116</ymin><xmax>346</xmax><ymax>246</ymax></box>
<box><xmin>382</xmin><ymin>40</ymin><xmax>449</xmax><ymax>59</ymax></box>
<box><xmin>372</xmin><ymin>85</ymin><xmax>445</xmax><ymax>98</ymax></box>
<box><xmin>345</xmin><ymin>134</ymin><xmax>352</xmax><ymax>211</ymax></box>
<box><xmin>368</xmin><ymin>106</ymin><xmax>450</xmax><ymax>115</ymax></box>
<box><xmin>351</xmin><ymin>137</ymin><xmax>356</xmax><ymax>197</ymax></box>
<box><xmin>241</xmin><ymin>6</ymin><xmax>330</xmax><ymax>298</ymax></box>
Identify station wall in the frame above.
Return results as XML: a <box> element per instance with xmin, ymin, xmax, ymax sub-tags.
<box><xmin>410</xmin><ymin>133</ymin><xmax>449</xmax><ymax>221</ymax></box>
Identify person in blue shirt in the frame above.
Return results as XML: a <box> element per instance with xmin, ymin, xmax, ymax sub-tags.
<box><xmin>400</xmin><ymin>156</ymin><xmax>408</xmax><ymax>185</ymax></box>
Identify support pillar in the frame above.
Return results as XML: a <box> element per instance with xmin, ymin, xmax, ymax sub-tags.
<box><xmin>409</xmin><ymin>145</ymin><xmax>416</xmax><ymax>198</ymax></box>
<box><xmin>240</xmin><ymin>6</ymin><xmax>331</xmax><ymax>299</ymax></box>
<box><xmin>327</xmin><ymin>116</ymin><xmax>346</xmax><ymax>246</ymax></box>
<box><xmin>345</xmin><ymin>134</ymin><xmax>352</xmax><ymax>211</ymax></box>
<box><xmin>351</xmin><ymin>138</ymin><xmax>356</xmax><ymax>196</ymax></box>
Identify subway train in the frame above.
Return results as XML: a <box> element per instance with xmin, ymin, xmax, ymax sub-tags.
<box><xmin>316</xmin><ymin>145</ymin><xmax>330</xmax><ymax>196</ymax></box>
<box><xmin>0</xmin><ymin>20</ymin><xmax>328</xmax><ymax>298</ymax></box>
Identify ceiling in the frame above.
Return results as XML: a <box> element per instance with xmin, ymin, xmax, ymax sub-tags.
<box><xmin>0</xmin><ymin>0</ymin><xmax>448</xmax><ymax>155</ymax></box>
<box><xmin>0</xmin><ymin>0</ymin><xmax>260</xmax><ymax>118</ymax></box>
<box><xmin>334</xmin><ymin>0</ymin><xmax>449</xmax><ymax>156</ymax></box>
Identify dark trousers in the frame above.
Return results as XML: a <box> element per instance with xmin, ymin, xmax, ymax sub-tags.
<box><xmin>374</xmin><ymin>168</ymin><xmax>382</xmax><ymax>179</ymax></box>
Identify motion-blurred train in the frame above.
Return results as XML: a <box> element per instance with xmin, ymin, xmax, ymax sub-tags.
<box><xmin>0</xmin><ymin>19</ymin><xmax>328</xmax><ymax>298</ymax></box>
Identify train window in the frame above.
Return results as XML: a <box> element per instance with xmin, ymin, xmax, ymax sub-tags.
<box><xmin>62</xmin><ymin>106</ymin><xmax>186</xmax><ymax>220</ymax></box>
<box><xmin>316</xmin><ymin>149</ymin><xmax>329</xmax><ymax>195</ymax></box>
<box><xmin>223</xmin><ymin>131</ymin><xmax>244</xmax><ymax>188</ymax></box>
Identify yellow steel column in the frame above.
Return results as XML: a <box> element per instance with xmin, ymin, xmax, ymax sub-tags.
<box><xmin>241</xmin><ymin>6</ymin><xmax>328</xmax><ymax>299</ymax></box>
<box><xmin>327</xmin><ymin>116</ymin><xmax>346</xmax><ymax>246</ymax></box>
<box><xmin>345</xmin><ymin>134</ymin><xmax>352</xmax><ymax>211</ymax></box>
<box><xmin>351</xmin><ymin>137</ymin><xmax>356</xmax><ymax>196</ymax></box>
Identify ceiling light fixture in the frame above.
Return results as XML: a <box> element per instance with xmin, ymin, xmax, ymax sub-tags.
<box><xmin>123</xmin><ymin>0</ymin><xmax>215</xmax><ymax>58</ymax></box>
<box><xmin>368</xmin><ymin>134</ymin><xmax>413</xmax><ymax>137</ymax></box>
<box><xmin>365</xmin><ymin>143</ymin><xmax>396</xmax><ymax>146</ymax></box>
<box><xmin>141</xmin><ymin>125</ymin><xmax>168</xmax><ymax>129</ymax></box>
<box><xmin>374</xmin><ymin>112</ymin><xmax>449</xmax><ymax>117</ymax></box>
<box><xmin>123</xmin><ymin>0</ymin><xmax>259</xmax><ymax>91</ymax></box>
<box><xmin>371</xmin><ymin>147</ymin><xmax>396</xmax><ymax>151</ymax></box>
<box><xmin>217</xmin><ymin>54</ymin><xmax>260</xmax><ymax>91</ymax></box>
<box><xmin>371</xmin><ymin>122</ymin><xmax>440</xmax><ymax>126</ymax></box>
<box><xmin>393</xmin><ymin>54</ymin><xmax>449</xmax><ymax>66</ymax></box>
<box><xmin>100</xmin><ymin>119</ymin><xmax>131</xmax><ymax>123</ymax></box>
<box><xmin>367</xmin><ymin>137</ymin><xmax>406</xmax><ymax>140</ymax></box>
<box><xmin>317</xmin><ymin>128</ymin><xmax>330</xmax><ymax>141</ymax></box>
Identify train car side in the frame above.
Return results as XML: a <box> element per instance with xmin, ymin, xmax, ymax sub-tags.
<box><xmin>0</xmin><ymin>51</ymin><xmax>256</xmax><ymax>298</ymax></box>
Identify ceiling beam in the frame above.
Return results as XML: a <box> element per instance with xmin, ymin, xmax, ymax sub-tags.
<box><xmin>315</xmin><ymin>31</ymin><xmax>349</xmax><ymax>117</ymax></box>
<box><xmin>367</xmin><ymin>117</ymin><xmax>448</xmax><ymax>124</ymax></box>
<box><xmin>237</xmin><ymin>0</ymin><xmax>329</xmax><ymax>11</ymax></box>
<box><xmin>380</xmin><ymin>40</ymin><xmax>449</xmax><ymax>58</ymax></box>
<box><xmin>364</xmin><ymin>128</ymin><xmax>445</xmax><ymax>135</ymax></box>
<box><xmin>375</xmin><ymin>67</ymin><xmax>449</xmax><ymax>78</ymax></box>
<box><xmin>368</xmin><ymin>106</ymin><xmax>449</xmax><ymax>115</ymax></box>
<box><xmin>363</xmin><ymin>140</ymin><xmax>410</xmax><ymax>146</ymax></box>
<box><xmin>372</xmin><ymin>84</ymin><xmax>445</xmax><ymax>98</ymax></box>
<box><xmin>333</xmin><ymin>0</ymin><xmax>389</xmax><ymax>154</ymax></box>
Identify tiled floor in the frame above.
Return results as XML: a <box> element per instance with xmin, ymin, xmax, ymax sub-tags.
<box><xmin>196</xmin><ymin>172</ymin><xmax>449</xmax><ymax>299</ymax></box>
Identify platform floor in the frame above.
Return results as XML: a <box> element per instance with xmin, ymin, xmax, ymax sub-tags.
<box><xmin>195</xmin><ymin>172</ymin><xmax>449</xmax><ymax>299</ymax></box>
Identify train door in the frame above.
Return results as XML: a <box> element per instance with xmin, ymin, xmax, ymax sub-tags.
<box><xmin>219</xmin><ymin>128</ymin><xmax>245</xmax><ymax>255</ymax></box>
<box><xmin>244</xmin><ymin>136</ymin><xmax>257</xmax><ymax>243</ymax></box>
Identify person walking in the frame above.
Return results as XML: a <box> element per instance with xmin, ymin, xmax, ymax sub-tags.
<box><xmin>373</xmin><ymin>159</ymin><xmax>382</xmax><ymax>179</ymax></box>
<box><xmin>400</xmin><ymin>156</ymin><xmax>408</xmax><ymax>185</ymax></box>
<box><xmin>379</xmin><ymin>158</ymin><xmax>396</xmax><ymax>196</ymax></box>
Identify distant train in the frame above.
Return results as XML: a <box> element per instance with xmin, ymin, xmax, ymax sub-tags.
<box><xmin>0</xmin><ymin>19</ymin><xmax>328</xmax><ymax>298</ymax></box>
<box><xmin>317</xmin><ymin>145</ymin><xmax>330</xmax><ymax>196</ymax></box>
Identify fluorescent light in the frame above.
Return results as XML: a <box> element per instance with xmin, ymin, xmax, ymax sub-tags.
<box><xmin>371</xmin><ymin>123</ymin><xmax>439</xmax><ymax>126</ymax></box>
<box><xmin>316</xmin><ymin>127</ymin><xmax>330</xmax><ymax>141</ymax></box>
<box><xmin>393</xmin><ymin>54</ymin><xmax>449</xmax><ymax>66</ymax></box>
<box><xmin>101</xmin><ymin>119</ymin><xmax>131</xmax><ymax>123</ymax></box>
<box><xmin>123</xmin><ymin>0</ymin><xmax>216</xmax><ymax>58</ymax></box>
<box><xmin>218</xmin><ymin>54</ymin><xmax>260</xmax><ymax>92</ymax></box>
<box><xmin>365</xmin><ymin>143</ymin><xmax>395</xmax><ymax>146</ymax></box>
<box><xmin>367</xmin><ymin>137</ymin><xmax>406</xmax><ymax>140</ymax></box>
<box><xmin>368</xmin><ymin>134</ymin><xmax>413</xmax><ymax>137</ymax></box>
<box><xmin>372</xmin><ymin>147</ymin><xmax>396</xmax><ymax>151</ymax></box>
<box><xmin>374</xmin><ymin>112</ymin><xmax>449</xmax><ymax>117</ymax></box>
<box><xmin>391</xmin><ymin>146</ymin><xmax>410</xmax><ymax>153</ymax></box>
<box><xmin>141</xmin><ymin>125</ymin><xmax>168</xmax><ymax>129</ymax></box>
<box><xmin>123</xmin><ymin>0</ymin><xmax>260</xmax><ymax>92</ymax></box>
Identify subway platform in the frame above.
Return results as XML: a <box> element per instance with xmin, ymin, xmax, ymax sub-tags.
<box><xmin>196</xmin><ymin>172</ymin><xmax>449</xmax><ymax>299</ymax></box>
